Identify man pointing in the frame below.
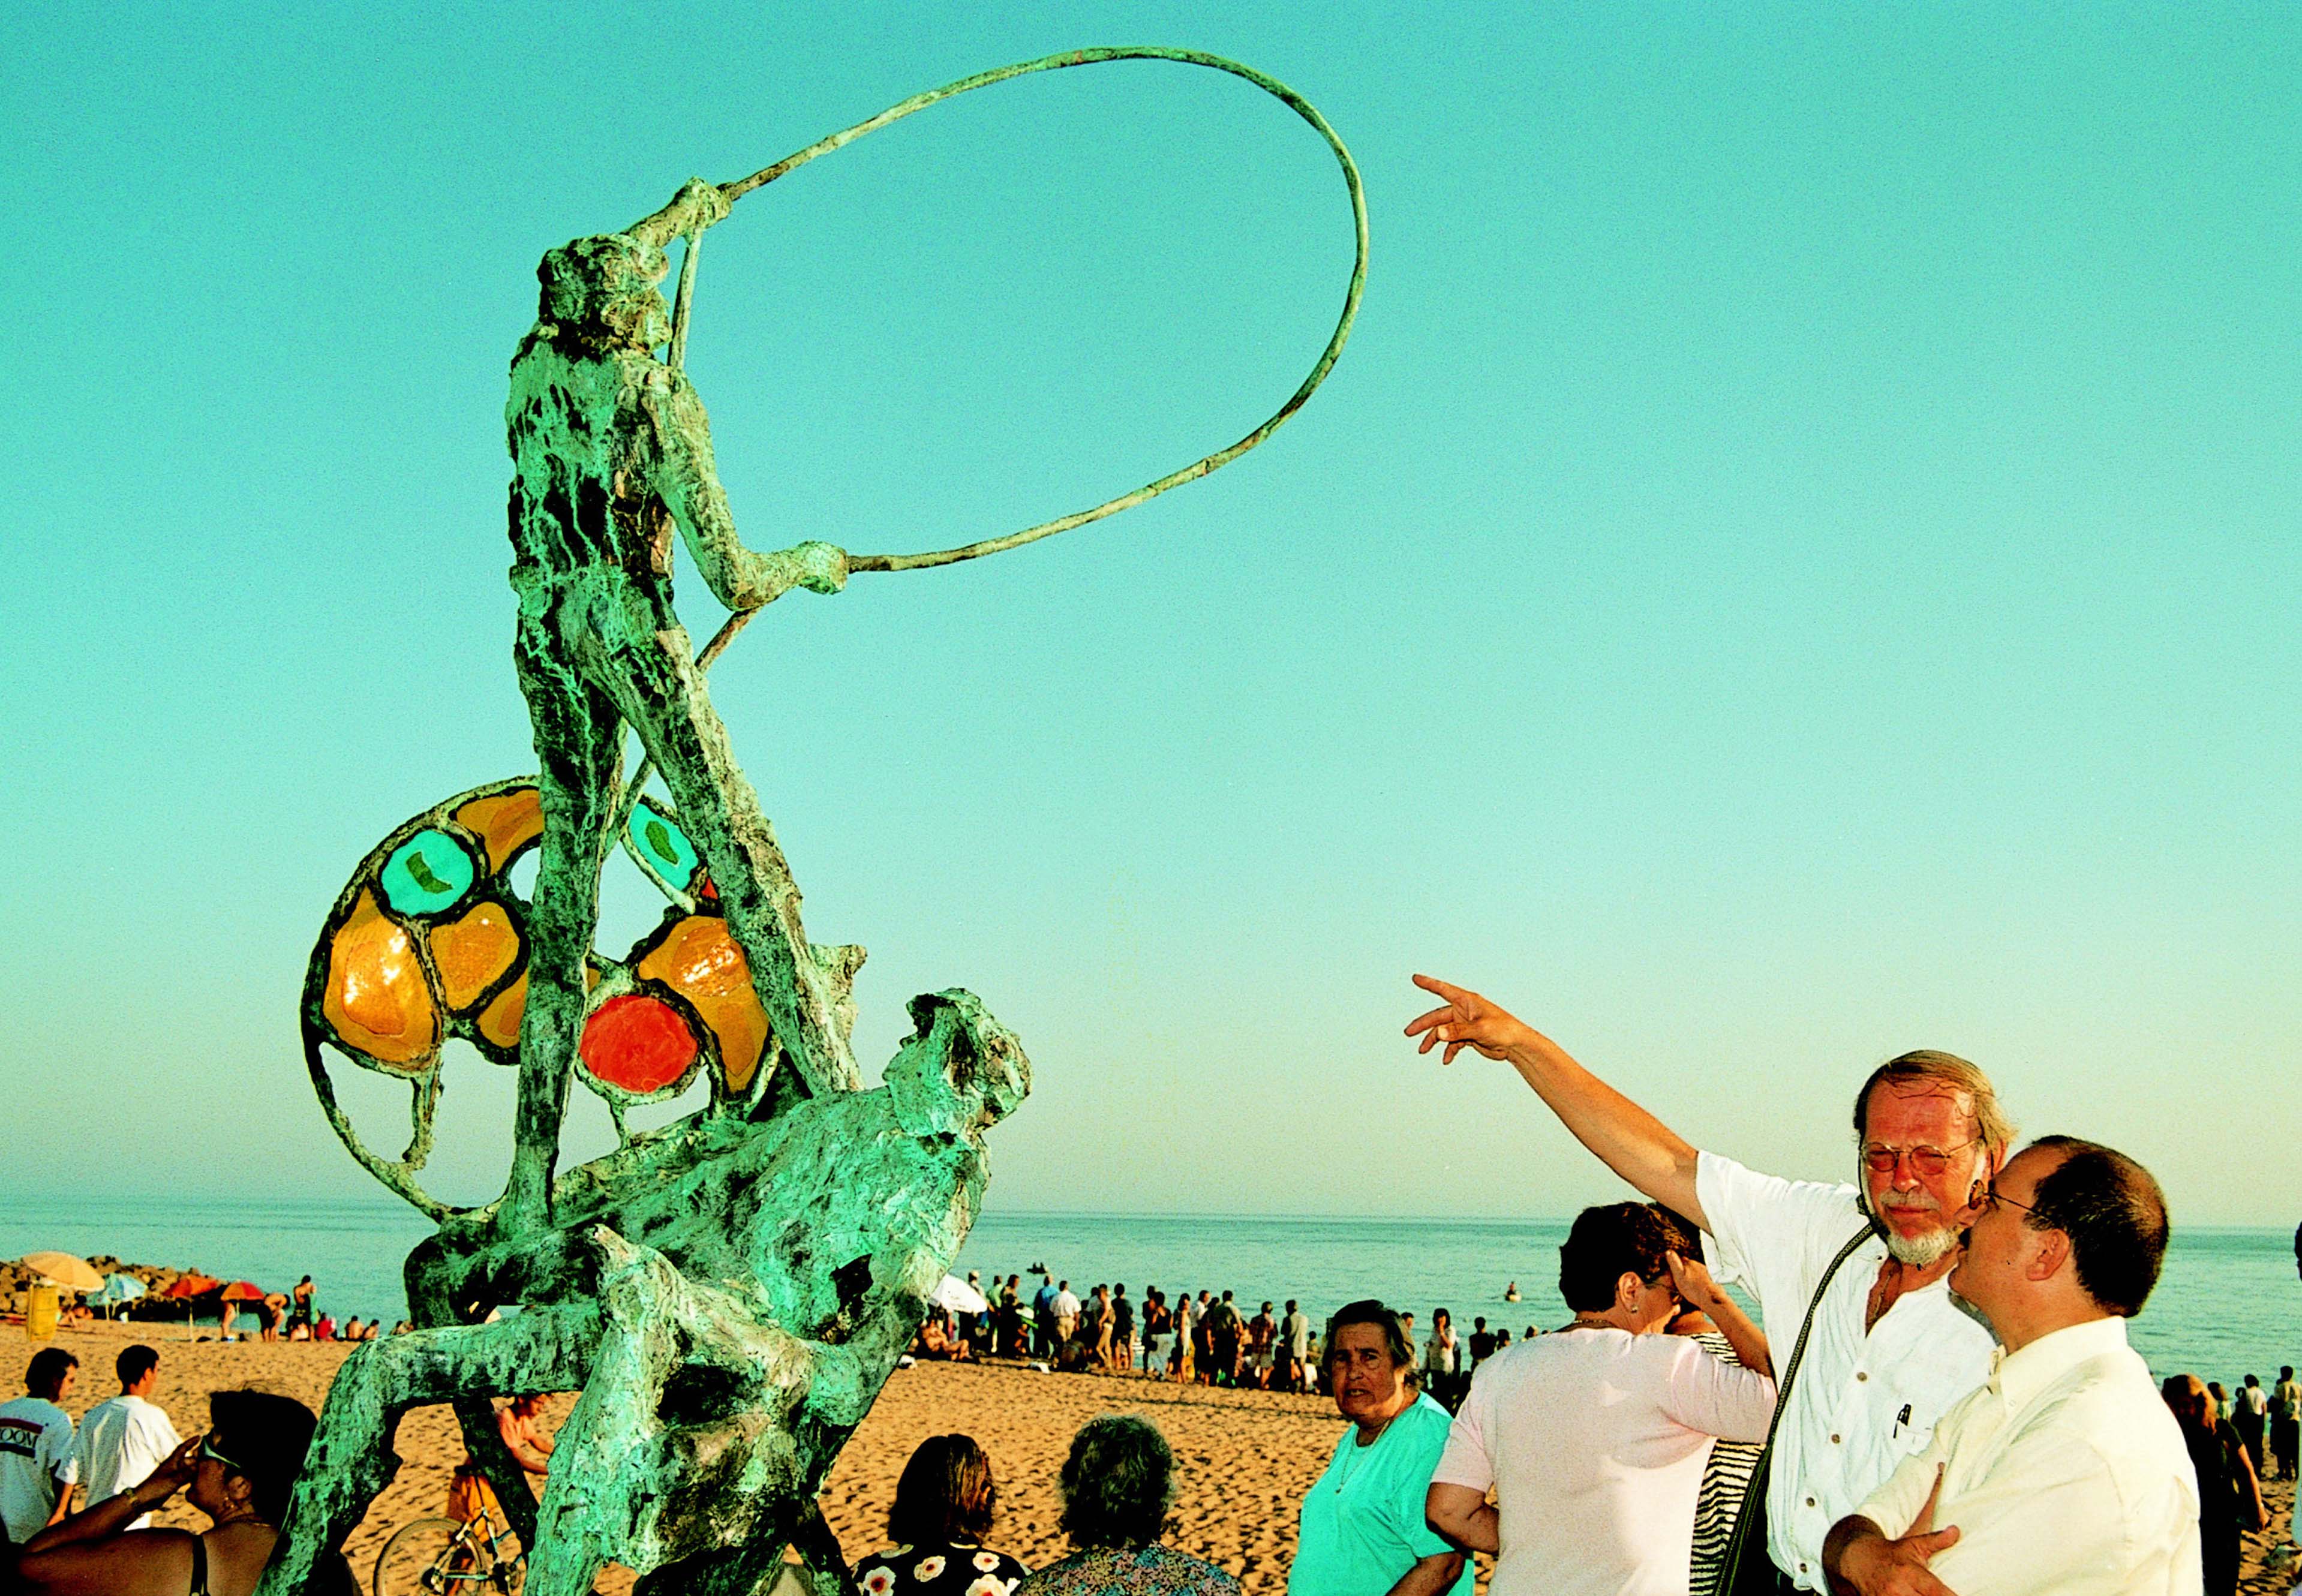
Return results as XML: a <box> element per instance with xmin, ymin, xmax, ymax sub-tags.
<box><xmin>1406</xmin><ymin>975</ymin><xmax>2006</xmax><ymax>1592</ymax></box>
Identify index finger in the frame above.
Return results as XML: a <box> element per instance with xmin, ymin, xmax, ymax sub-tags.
<box><xmin>1411</xmin><ymin>973</ymin><xmax>1472</xmax><ymax>1005</ymax></box>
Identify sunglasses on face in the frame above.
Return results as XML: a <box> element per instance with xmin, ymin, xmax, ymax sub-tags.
<box><xmin>1861</xmin><ymin>1138</ymin><xmax>1981</xmax><ymax>1176</ymax></box>
<box><xmin>200</xmin><ymin>1434</ymin><xmax>249</xmax><ymax>1475</ymax></box>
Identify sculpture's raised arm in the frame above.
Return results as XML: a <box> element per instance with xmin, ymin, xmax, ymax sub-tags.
<box><xmin>650</xmin><ymin>375</ymin><xmax>851</xmax><ymax>611</ymax></box>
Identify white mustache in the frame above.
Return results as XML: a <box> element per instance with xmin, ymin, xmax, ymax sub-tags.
<box><xmin>1877</xmin><ymin>1191</ymin><xmax>1942</xmax><ymax>1212</ymax></box>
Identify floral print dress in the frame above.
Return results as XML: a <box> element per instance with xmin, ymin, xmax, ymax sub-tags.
<box><xmin>1014</xmin><ymin>1545</ymin><xmax>1241</xmax><ymax>1595</ymax></box>
<box><xmin>855</xmin><ymin>1540</ymin><xmax>1029</xmax><ymax>1596</ymax></box>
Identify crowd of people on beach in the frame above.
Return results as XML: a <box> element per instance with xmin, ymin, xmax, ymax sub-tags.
<box><xmin>5</xmin><ymin>972</ymin><xmax>2298</xmax><ymax>1596</ymax></box>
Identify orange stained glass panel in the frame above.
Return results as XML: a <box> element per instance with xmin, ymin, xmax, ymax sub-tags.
<box><xmin>476</xmin><ymin>972</ymin><xmax>527</xmax><ymax>1050</ymax></box>
<box><xmin>474</xmin><ymin>964</ymin><xmax>599</xmax><ymax>1054</ymax></box>
<box><xmin>636</xmin><ymin>915</ymin><xmax>770</xmax><ymax>1093</ymax></box>
<box><xmin>453</xmin><ymin>788</ymin><xmax>544</xmax><ymax>873</ymax></box>
<box><xmin>322</xmin><ymin>889</ymin><xmax>437</xmax><ymax>1069</ymax></box>
<box><xmin>429</xmin><ymin>901</ymin><xmax>520</xmax><ymax>1012</ymax></box>
<box><xmin>580</xmin><ymin>993</ymin><xmax>698</xmax><ymax>1096</ymax></box>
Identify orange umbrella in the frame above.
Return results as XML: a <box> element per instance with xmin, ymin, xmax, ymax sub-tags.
<box><xmin>164</xmin><ymin>1274</ymin><xmax>223</xmax><ymax>1299</ymax></box>
<box><xmin>220</xmin><ymin>1281</ymin><xmax>266</xmax><ymax>1302</ymax></box>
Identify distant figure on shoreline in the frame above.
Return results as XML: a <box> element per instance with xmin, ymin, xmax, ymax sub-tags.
<box><xmin>1502</xmin><ymin>1282</ymin><xmax>1519</xmax><ymax>1302</ymax></box>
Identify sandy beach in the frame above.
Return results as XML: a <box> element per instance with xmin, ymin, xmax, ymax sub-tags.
<box><xmin>22</xmin><ymin>1321</ymin><xmax>2295</xmax><ymax>1593</ymax></box>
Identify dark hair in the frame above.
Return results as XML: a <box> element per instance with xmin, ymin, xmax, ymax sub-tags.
<box><xmin>1058</xmin><ymin>1415</ymin><xmax>1173</xmax><ymax>1550</ymax></box>
<box><xmin>1651</xmin><ymin>1205</ymin><xmax>1703</xmax><ymax>1264</ymax></box>
<box><xmin>117</xmin><ymin>1345</ymin><xmax>161</xmax><ymax>1387</ymax></box>
<box><xmin>209</xmin><ymin>1388</ymin><xmax>321</xmax><ymax>1525</ymax></box>
<box><xmin>2022</xmin><ymin>1137</ymin><xmax>2168</xmax><ymax>1318</ymax></box>
<box><xmin>25</xmin><ymin>1348</ymin><xmax>78</xmax><ymax>1394</ymax></box>
<box><xmin>1321</xmin><ymin>1300</ymin><xmax>1411</xmax><ymax>1369</ymax></box>
<box><xmin>1559</xmin><ymin>1203</ymin><xmax>1679</xmax><ymax>1312</ymax></box>
<box><xmin>887</xmin><ymin>1433</ymin><xmax>996</xmax><ymax>1544</ymax></box>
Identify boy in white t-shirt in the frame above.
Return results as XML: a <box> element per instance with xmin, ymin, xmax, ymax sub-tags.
<box><xmin>73</xmin><ymin>1343</ymin><xmax>182</xmax><ymax>1529</ymax></box>
<box><xmin>0</xmin><ymin>1347</ymin><xmax>80</xmax><ymax>1543</ymax></box>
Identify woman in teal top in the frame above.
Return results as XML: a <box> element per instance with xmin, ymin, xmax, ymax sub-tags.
<box><xmin>1289</xmin><ymin>1300</ymin><xmax>1472</xmax><ymax>1596</ymax></box>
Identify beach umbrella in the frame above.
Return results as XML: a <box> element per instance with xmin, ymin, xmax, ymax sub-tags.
<box><xmin>928</xmin><ymin>1275</ymin><xmax>989</xmax><ymax>1316</ymax></box>
<box><xmin>220</xmin><ymin>1281</ymin><xmax>266</xmax><ymax>1302</ymax></box>
<box><xmin>19</xmin><ymin>1252</ymin><xmax>104</xmax><ymax>1294</ymax></box>
<box><xmin>93</xmin><ymin>1274</ymin><xmax>146</xmax><ymax>1321</ymax></box>
<box><xmin>164</xmin><ymin>1274</ymin><xmax>223</xmax><ymax>1299</ymax></box>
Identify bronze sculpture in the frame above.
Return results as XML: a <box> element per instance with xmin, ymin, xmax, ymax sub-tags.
<box><xmin>274</xmin><ymin>47</ymin><xmax>1365</xmax><ymax>1596</ymax></box>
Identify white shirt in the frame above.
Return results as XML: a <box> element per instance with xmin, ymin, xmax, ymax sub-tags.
<box><xmin>1423</xmin><ymin>1333</ymin><xmax>1459</xmax><ymax>1376</ymax></box>
<box><xmin>1697</xmin><ymin>1150</ymin><xmax>1996</xmax><ymax>1590</ymax></box>
<box><xmin>1052</xmin><ymin>1290</ymin><xmax>1080</xmax><ymax>1320</ymax></box>
<box><xmin>75</xmin><ymin>1393</ymin><xmax>182</xmax><ymax>1530</ymax></box>
<box><xmin>1855</xmin><ymin>1317</ymin><xmax>2201</xmax><ymax>1596</ymax></box>
<box><xmin>1432</xmin><ymin>1327</ymin><xmax>1778</xmax><ymax>1596</ymax></box>
<box><xmin>0</xmin><ymin>1395</ymin><xmax>79</xmax><ymax>1542</ymax></box>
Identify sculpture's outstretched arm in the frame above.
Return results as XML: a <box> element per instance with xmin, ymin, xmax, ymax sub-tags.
<box><xmin>651</xmin><ymin>376</ymin><xmax>850</xmax><ymax>612</ymax></box>
<box><xmin>257</xmin><ymin>1305</ymin><xmax>604</xmax><ymax>1596</ymax></box>
<box><xmin>628</xmin><ymin>177</ymin><xmax>730</xmax><ymax>250</ymax></box>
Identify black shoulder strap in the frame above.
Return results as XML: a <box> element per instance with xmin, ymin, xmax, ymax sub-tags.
<box><xmin>1716</xmin><ymin>1222</ymin><xmax>1876</xmax><ymax>1594</ymax></box>
<box><xmin>188</xmin><ymin>1532</ymin><xmax>211</xmax><ymax>1596</ymax></box>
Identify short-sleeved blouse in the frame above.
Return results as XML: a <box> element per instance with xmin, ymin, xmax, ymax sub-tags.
<box><xmin>855</xmin><ymin>1540</ymin><xmax>1029</xmax><ymax>1596</ymax></box>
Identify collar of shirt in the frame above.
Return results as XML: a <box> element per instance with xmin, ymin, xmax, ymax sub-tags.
<box><xmin>1988</xmin><ymin>1315</ymin><xmax>2131</xmax><ymax>1409</ymax></box>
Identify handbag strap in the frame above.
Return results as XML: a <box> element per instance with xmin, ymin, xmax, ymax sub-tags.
<box><xmin>1717</xmin><ymin>1222</ymin><xmax>1877</xmax><ymax>1588</ymax></box>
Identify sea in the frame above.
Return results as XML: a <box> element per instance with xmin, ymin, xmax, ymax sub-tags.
<box><xmin>4</xmin><ymin>1198</ymin><xmax>2295</xmax><ymax>1386</ymax></box>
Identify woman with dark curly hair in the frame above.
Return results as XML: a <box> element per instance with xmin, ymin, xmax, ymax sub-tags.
<box><xmin>11</xmin><ymin>1388</ymin><xmax>354</xmax><ymax>1596</ymax></box>
<box><xmin>855</xmin><ymin>1435</ymin><xmax>1029</xmax><ymax>1595</ymax></box>
<box><xmin>1016</xmin><ymin>1416</ymin><xmax>1238</xmax><ymax>1595</ymax></box>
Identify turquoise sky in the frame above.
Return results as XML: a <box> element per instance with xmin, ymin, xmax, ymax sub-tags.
<box><xmin>4</xmin><ymin>4</ymin><xmax>2295</xmax><ymax>1226</ymax></box>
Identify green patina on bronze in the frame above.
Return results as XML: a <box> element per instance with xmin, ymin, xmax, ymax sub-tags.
<box><xmin>269</xmin><ymin>47</ymin><xmax>1363</xmax><ymax>1596</ymax></box>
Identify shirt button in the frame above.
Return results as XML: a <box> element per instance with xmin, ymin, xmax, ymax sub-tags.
<box><xmin>1856</xmin><ymin>1371</ymin><xmax>1868</xmax><ymax>1381</ymax></box>
<box><xmin>1831</xmin><ymin>1433</ymin><xmax>1842</xmax><ymax>1444</ymax></box>
<box><xmin>1807</xmin><ymin>1497</ymin><xmax>1817</xmax><ymax>1507</ymax></box>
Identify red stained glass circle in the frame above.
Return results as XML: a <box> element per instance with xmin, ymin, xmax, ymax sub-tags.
<box><xmin>579</xmin><ymin>993</ymin><xmax>698</xmax><ymax>1096</ymax></box>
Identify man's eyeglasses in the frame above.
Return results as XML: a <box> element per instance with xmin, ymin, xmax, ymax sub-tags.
<box><xmin>200</xmin><ymin>1433</ymin><xmax>249</xmax><ymax>1475</ymax></box>
<box><xmin>1861</xmin><ymin>1138</ymin><xmax>1981</xmax><ymax>1176</ymax></box>
<box><xmin>1979</xmin><ymin>1186</ymin><xmax>2037</xmax><ymax>1218</ymax></box>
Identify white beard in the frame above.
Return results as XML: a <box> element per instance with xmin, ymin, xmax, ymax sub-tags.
<box><xmin>1859</xmin><ymin>1179</ymin><xmax>1962</xmax><ymax>1268</ymax></box>
<box><xmin>1882</xmin><ymin>1225</ymin><xmax>1960</xmax><ymax>1267</ymax></box>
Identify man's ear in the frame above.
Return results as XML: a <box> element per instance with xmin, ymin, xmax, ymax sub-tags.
<box><xmin>1615</xmin><ymin>1272</ymin><xmax>1643</xmax><ymax>1314</ymax></box>
<box><xmin>2026</xmin><ymin>1225</ymin><xmax>2070</xmax><ymax>1284</ymax></box>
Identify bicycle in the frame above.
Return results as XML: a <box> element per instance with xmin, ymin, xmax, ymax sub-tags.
<box><xmin>372</xmin><ymin>1499</ymin><xmax>525</xmax><ymax>1596</ymax></box>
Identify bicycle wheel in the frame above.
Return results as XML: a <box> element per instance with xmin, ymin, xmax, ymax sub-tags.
<box><xmin>372</xmin><ymin>1517</ymin><xmax>470</xmax><ymax>1596</ymax></box>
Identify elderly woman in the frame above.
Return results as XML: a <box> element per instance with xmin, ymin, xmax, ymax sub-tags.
<box><xmin>1287</xmin><ymin>1301</ymin><xmax>1469</xmax><ymax>1596</ymax></box>
<box><xmin>12</xmin><ymin>1387</ymin><xmax>351</xmax><ymax>1596</ymax></box>
<box><xmin>1017</xmin><ymin>1415</ymin><xmax>1239</xmax><ymax>1595</ymax></box>
<box><xmin>855</xmin><ymin>1433</ymin><xmax>1028</xmax><ymax>1594</ymax></box>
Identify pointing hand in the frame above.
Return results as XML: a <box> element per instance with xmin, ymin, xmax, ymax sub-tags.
<box><xmin>1404</xmin><ymin>974</ymin><xmax>1535</xmax><ymax>1065</ymax></box>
